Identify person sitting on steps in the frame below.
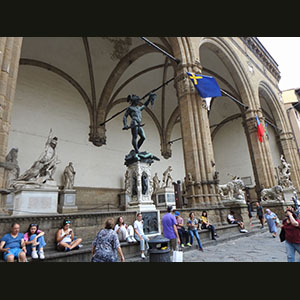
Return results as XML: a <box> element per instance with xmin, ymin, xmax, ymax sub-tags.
<box><xmin>227</xmin><ymin>211</ymin><xmax>248</xmax><ymax>233</ymax></box>
<box><xmin>56</xmin><ymin>219</ymin><xmax>83</xmax><ymax>252</ymax></box>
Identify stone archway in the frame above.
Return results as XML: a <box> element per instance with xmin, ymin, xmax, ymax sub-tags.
<box><xmin>258</xmin><ymin>81</ymin><xmax>300</xmax><ymax>194</ymax></box>
<box><xmin>96</xmin><ymin>38</ymin><xmax>184</xmax><ymax>161</ymax></box>
<box><xmin>199</xmin><ymin>38</ymin><xmax>258</xmax><ymax>202</ymax></box>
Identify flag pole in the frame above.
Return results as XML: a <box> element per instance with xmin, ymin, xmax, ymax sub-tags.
<box><xmin>139</xmin><ymin>37</ymin><xmax>181</xmax><ymax>65</ymax></box>
<box><xmin>99</xmin><ymin>77</ymin><xmax>175</xmax><ymax>126</ymax></box>
<box><xmin>220</xmin><ymin>88</ymin><xmax>249</xmax><ymax>110</ymax></box>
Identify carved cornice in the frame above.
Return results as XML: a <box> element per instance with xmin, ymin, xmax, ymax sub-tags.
<box><xmin>241</xmin><ymin>37</ymin><xmax>281</xmax><ymax>82</ymax></box>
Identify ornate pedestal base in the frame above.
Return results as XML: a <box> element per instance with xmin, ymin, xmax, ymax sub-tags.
<box><xmin>153</xmin><ymin>186</ymin><xmax>176</xmax><ymax>209</ymax></box>
<box><xmin>125</xmin><ymin>160</ymin><xmax>155</xmax><ymax>211</ymax></box>
<box><xmin>124</xmin><ymin>153</ymin><xmax>160</xmax><ymax>237</ymax></box>
<box><xmin>12</xmin><ymin>180</ymin><xmax>59</xmax><ymax>216</ymax></box>
<box><xmin>58</xmin><ymin>189</ymin><xmax>78</xmax><ymax>213</ymax></box>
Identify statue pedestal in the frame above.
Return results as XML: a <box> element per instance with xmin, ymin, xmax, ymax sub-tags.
<box><xmin>12</xmin><ymin>180</ymin><xmax>59</xmax><ymax>216</ymax></box>
<box><xmin>58</xmin><ymin>189</ymin><xmax>78</xmax><ymax>213</ymax></box>
<box><xmin>153</xmin><ymin>186</ymin><xmax>176</xmax><ymax>209</ymax></box>
<box><xmin>124</xmin><ymin>155</ymin><xmax>160</xmax><ymax>237</ymax></box>
<box><xmin>126</xmin><ymin>160</ymin><xmax>156</xmax><ymax>211</ymax></box>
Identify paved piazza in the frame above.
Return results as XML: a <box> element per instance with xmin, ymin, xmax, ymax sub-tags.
<box><xmin>182</xmin><ymin>231</ymin><xmax>297</xmax><ymax>262</ymax></box>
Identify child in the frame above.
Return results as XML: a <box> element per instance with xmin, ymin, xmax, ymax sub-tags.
<box><xmin>24</xmin><ymin>223</ymin><xmax>46</xmax><ymax>259</ymax></box>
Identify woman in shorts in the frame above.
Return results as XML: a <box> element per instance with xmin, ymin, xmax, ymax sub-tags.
<box><xmin>56</xmin><ymin>219</ymin><xmax>82</xmax><ymax>252</ymax></box>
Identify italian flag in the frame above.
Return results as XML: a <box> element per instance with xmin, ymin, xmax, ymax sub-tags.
<box><xmin>256</xmin><ymin>116</ymin><xmax>265</xmax><ymax>143</ymax></box>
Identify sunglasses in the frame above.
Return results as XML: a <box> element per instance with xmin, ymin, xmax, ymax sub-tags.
<box><xmin>65</xmin><ymin>221</ymin><xmax>71</xmax><ymax>224</ymax></box>
<box><xmin>30</xmin><ymin>223</ymin><xmax>38</xmax><ymax>227</ymax></box>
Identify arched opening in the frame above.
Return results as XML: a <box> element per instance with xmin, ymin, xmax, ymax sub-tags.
<box><xmin>9</xmin><ymin>37</ymin><xmax>185</xmax><ymax>197</ymax></box>
<box><xmin>199</xmin><ymin>38</ymin><xmax>257</xmax><ymax>195</ymax></box>
<box><xmin>258</xmin><ymin>82</ymin><xmax>283</xmax><ymax>169</ymax></box>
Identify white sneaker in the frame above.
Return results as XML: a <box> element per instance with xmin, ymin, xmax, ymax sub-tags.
<box><xmin>31</xmin><ymin>250</ymin><xmax>38</xmax><ymax>259</ymax></box>
<box><xmin>240</xmin><ymin>229</ymin><xmax>248</xmax><ymax>233</ymax></box>
<box><xmin>131</xmin><ymin>236</ymin><xmax>137</xmax><ymax>243</ymax></box>
<box><xmin>39</xmin><ymin>250</ymin><xmax>45</xmax><ymax>260</ymax></box>
<box><xmin>141</xmin><ymin>253</ymin><xmax>146</xmax><ymax>259</ymax></box>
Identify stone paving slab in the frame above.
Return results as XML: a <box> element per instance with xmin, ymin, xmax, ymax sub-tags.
<box><xmin>126</xmin><ymin>230</ymin><xmax>300</xmax><ymax>262</ymax></box>
<box><xmin>183</xmin><ymin>230</ymin><xmax>295</xmax><ymax>262</ymax></box>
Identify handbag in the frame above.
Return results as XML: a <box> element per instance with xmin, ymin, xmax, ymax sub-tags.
<box><xmin>172</xmin><ymin>246</ymin><xmax>183</xmax><ymax>262</ymax></box>
<box><xmin>279</xmin><ymin>227</ymin><xmax>285</xmax><ymax>242</ymax></box>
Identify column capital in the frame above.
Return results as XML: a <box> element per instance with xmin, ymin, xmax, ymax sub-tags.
<box><xmin>174</xmin><ymin>61</ymin><xmax>203</xmax><ymax>99</ymax></box>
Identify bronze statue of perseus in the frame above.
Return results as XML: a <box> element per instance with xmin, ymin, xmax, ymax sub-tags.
<box><xmin>123</xmin><ymin>93</ymin><xmax>157</xmax><ymax>153</ymax></box>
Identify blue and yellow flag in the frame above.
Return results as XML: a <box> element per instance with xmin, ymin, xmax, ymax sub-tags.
<box><xmin>187</xmin><ymin>72</ymin><xmax>222</xmax><ymax>98</ymax></box>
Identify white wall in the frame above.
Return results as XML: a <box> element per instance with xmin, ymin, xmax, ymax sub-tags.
<box><xmin>212</xmin><ymin>118</ymin><xmax>255</xmax><ymax>185</ymax></box>
<box><xmin>267</xmin><ymin>125</ymin><xmax>281</xmax><ymax>169</ymax></box>
<box><xmin>7</xmin><ymin>65</ymin><xmax>185</xmax><ymax>188</ymax></box>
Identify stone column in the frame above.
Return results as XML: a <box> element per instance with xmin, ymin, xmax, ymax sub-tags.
<box><xmin>279</xmin><ymin>130</ymin><xmax>300</xmax><ymax>194</ymax></box>
<box><xmin>242</xmin><ymin>109</ymin><xmax>277</xmax><ymax>197</ymax></box>
<box><xmin>175</xmin><ymin>64</ymin><xmax>221</xmax><ymax>208</ymax></box>
<box><xmin>0</xmin><ymin>37</ymin><xmax>23</xmax><ymax>212</ymax></box>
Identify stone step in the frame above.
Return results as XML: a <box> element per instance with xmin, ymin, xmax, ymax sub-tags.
<box><xmin>126</xmin><ymin>225</ymin><xmax>269</xmax><ymax>262</ymax></box>
<box><xmin>0</xmin><ymin>219</ymin><xmax>269</xmax><ymax>262</ymax></box>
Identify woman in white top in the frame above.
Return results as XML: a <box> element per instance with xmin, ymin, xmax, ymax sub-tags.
<box><xmin>133</xmin><ymin>212</ymin><xmax>149</xmax><ymax>259</ymax></box>
<box><xmin>114</xmin><ymin>216</ymin><xmax>136</xmax><ymax>243</ymax></box>
<box><xmin>56</xmin><ymin>219</ymin><xmax>83</xmax><ymax>252</ymax></box>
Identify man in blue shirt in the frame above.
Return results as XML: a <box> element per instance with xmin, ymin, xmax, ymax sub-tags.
<box><xmin>0</xmin><ymin>223</ymin><xmax>27</xmax><ymax>262</ymax></box>
<box><xmin>162</xmin><ymin>206</ymin><xmax>180</xmax><ymax>251</ymax></box>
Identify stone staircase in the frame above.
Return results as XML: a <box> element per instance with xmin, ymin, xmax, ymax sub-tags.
<box><xmin>0</xmin><ymin>211</ymin><xmax>268</xmax><ymax>262</ymax></box>
<box><xmin>126</xmin><ymin>218</ymin><xmax>268</xmax><ymax>262</ymax></box>
<box><xmin>23</xmin><ymin>218</ymin><xmax>267</xmax><ymax>262</ymax></box>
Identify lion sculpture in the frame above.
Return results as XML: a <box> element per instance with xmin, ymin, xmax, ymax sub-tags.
<box><xmin>261</xmin><ymin>185</ymin><xmax>283</xmax><ymax>201</ymax></box>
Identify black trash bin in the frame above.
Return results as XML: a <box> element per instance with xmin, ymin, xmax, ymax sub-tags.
<box><xmin>148</xmin><ymin>235</ymin><xmax>171</xmax><ymax>262</ymax></box>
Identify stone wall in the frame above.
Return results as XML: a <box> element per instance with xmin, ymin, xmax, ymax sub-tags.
<box><xmin>74</xmin><ymin>186</ymin><xmax>123</xmax><ymax>211</ymax></box>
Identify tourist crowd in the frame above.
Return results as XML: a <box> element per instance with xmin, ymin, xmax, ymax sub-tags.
<box><xmin>1</xmin><ymin>196</ymin><xmax>300</xmax><ymax>262</ymax></box>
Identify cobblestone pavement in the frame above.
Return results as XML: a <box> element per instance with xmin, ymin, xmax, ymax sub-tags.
<box><xmin>182</xmin><ymin>230</ymin><xmax>297</xmax><ymax>262</ymax></box>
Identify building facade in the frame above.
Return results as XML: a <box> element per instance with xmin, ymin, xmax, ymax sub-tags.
<box><xmin>0</xmin><ymin>37</ymin><xmax>299</xmax><ymax>216</ymax></box>
<box><xmin>282</xmin><ymin>88</ymin><xmax>300</xmax><ymax>157</ymax></box>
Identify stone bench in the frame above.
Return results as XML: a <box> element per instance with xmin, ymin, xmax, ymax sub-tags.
<box><xmin>0</xmin><ymin>240</ymin><xmax>142</xmax><ymax>262</ymax></box>
<box><xmin>25</xmin><ymin>225</ymin><xmax>242</xmax><ymax>262</ymax></box>
<box><xmin>0</xmin><ymin>222</ymin><xmax>252</xmax><ymax>262</ymax></box>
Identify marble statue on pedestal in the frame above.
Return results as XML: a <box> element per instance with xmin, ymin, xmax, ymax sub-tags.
<box><xmin>152</xmin><ymin>173</ymin><xmax>161</xmax><ymax>193</ymax></box>
<box><xmin>153</xmin><ymin>166</ymin><xmax>176</xmax><ymax>209</ymax></box>
<box><xmin>9</xmin><ymin>130</ymin><xmax>60</xmax><ymax>216</ymax></box>
<box><xmin>0</xmin><ymin>148</ymin><xmax>20</xmax><ymax>212</ymax></box>
<box><xmin>0</xmin><ymin>147</ymin><xmax>20</xmax><ymax>189</ymax></box>
<box><xmin>11</xmin><ymin>129</ymin><xmax>60</xmax><ymax>189</ymax></box>
<box><xmin>59</xmin><ymin>162</ymin><xmax>78</xmax><ymax>213</ymax></box>
<box><xmin>63</xmin><ymin>162</ymin><xmax>76</xmax><ymax>190</ymax></box>
<box><xmin>162</xmin><ymin>166</ymin><xmax>173</xmax><ymax>188</ymax></box>
<box><xmin>276</xmin><ymin>155</ymin><xmax>297</xmax><ymax>203</ymax></box>
<box><xmin>278</xmin><ymin>155</ymin><xmax>293</xmax><ymax>188</ymax></box>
